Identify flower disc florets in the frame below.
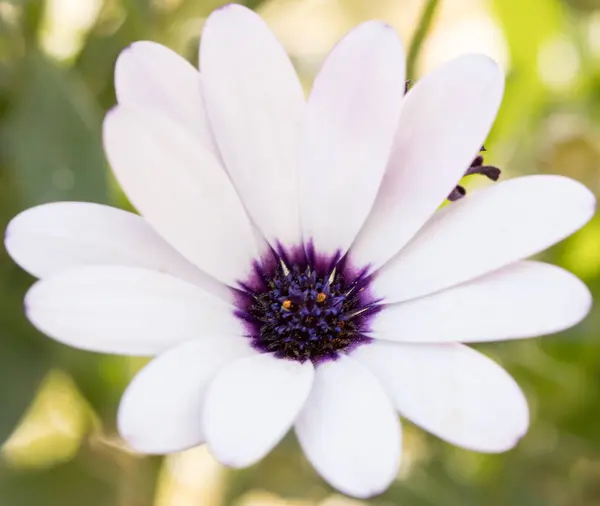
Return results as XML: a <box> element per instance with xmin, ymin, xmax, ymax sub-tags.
<box><xmin>237</xmin><ymin>255</ymin><xmax>376</xmax><ymax>363</ymax></box>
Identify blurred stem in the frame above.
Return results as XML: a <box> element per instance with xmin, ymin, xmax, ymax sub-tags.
<box><xmin>406</xmin><ymin>0</ymin><xmax>440</xmax><ymax>78</ymax></box>
<box><xmin>22</xmin><ymin>0</ymin><xmax>46</xmax><ymax>44</ymax></box>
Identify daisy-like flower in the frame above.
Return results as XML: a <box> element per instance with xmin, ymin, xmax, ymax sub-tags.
<box><xmin>5</xmin><ymin>4</ymin><xmax>595</xmax><ymax>498</ymax></box>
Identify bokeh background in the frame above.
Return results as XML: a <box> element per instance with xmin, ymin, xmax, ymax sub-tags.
<box><xmin>1</xmin><ymin>0</ymin><xmax>600</xmax><ymax>504</ymax></box>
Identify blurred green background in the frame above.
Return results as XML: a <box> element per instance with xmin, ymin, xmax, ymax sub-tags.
<box><xmin>1</xmin><ymin>0</ymin><xmax>600</xmax><ymax>504</ymax></box>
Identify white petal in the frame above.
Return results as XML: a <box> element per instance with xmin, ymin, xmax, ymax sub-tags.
<box><xmin>351</xmin><ymin>54</ymin><xmax>504</xmax><ymax>270</ymax></box>
<box><xmin>373</xmin><ymin>175</ymin><xmax>595</xmax><ymax>303</ymax></box>
<box><xmin>118</xmin><ymin>336</ymin><xmax>256</xmax><ymax>454</ymax></box>
<box><xmin>103</xmin><ymin>106</ymin><xmax>259</xmax><ymax>287</ymax></box>
<box><xmin>299</xmin><ymin>22</ymin><xmax>405</xmax><ymax>260</ymax></box>
<box><xmin>295</xmin><ymin>356</ymin><xmax>401</xmax><ymax>499</ymax></box>
<box><xmin>115</xmin><ymin>41</ymin><xmax>220</xmax><ymax>159</ymax></box>
<box><xmin>371</xmin><ymin>261</ymin><xmax>591</xmax><ymax>343</ymax></box>
<box><xmin>203</xmin><ymin>354</ymin><xmax>314</xmax><ymax>467</ymax></box>
<box><xmin>4</xmin><ymin>202</ymin><xmax>228</xmax><ymax>299</ymax></box>
<box><xmin>353</xmin><ymin>341</ymin><xmax>529</xmax><ymax>452</ymax></box>
<box><xmin>26</xmin><ymin>266</ymin><xmax>241</xmax><ymax>356</ymax></box>
<box><xmin>200</xmin><ymin>4</ymin><xmax>305</xmax><ymax>247</ymax></box>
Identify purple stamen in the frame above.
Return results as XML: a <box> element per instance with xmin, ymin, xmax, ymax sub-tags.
<box><xmin>235</xmin><ymin>251</ymin><xmax>379</xmax><ymax>364</ymax></box>
<box><xmin>404</xmin><ymin>79</ymin><xmax>502</xmax><ymax>202</ymax></box>
<box><xmin>447</xmin><ymin>150</ymin><xmax>502</xmax><ymax>201</ymax></box>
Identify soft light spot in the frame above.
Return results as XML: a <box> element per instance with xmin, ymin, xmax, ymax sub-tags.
<box><xmin>538</xmin><ymin>35</ymin><xmax>580</xmax><ymax>91</ymax></box>
<box><xmin>233</xmin><ymin>490</ymin><xmax>315</xmax><ymax>506</ymax></box>
<box><xmin>154</xmin><ymin>446</ymin><xmax>225</xmax><ymax>506</ymax></box>
<box><xmin>587</xmin><ymin>11</ymin><xmax>600</xmax><ymax>57</ymax></box>
<box><xmin>1</xmin><ymin>370</ymin><xmax>88</xmax><ymax>469</ymax></box>
<box><xmin>560</xmin><ymin>217</ymin><xmax>600</xmax><ymax>280</ymax></box>
<box><xmin>0</xmin><ymin>2</ymin><xmax>19</xmax><ymax>25</ymax></box>
<box><xmin>40</xmin><ymin>0</ymin><xmax>103</xmax><ymax>61</ymax></box>
<box><xmin>396</xmin><ymin>424</ymin><xmax>429</xmax><ymax>480</ymax></box>
<box><xmin>261</xmin><ymin>0</ymin><xmax>352</xmax><ymax>72</ymax></box>
<box><xmin>316</xmin><ymin>292</ymin><xmax>327</xmax><ymax>303</ymax></box>
<box><xmin>421</xmin><ymin>15</ymin><xmax>510</xmax><ymax>75</ymax></box>
<box><xmin>320</xmin><ymin>495</ymin><xmax>367</xmax><ymax>506</ymax></box>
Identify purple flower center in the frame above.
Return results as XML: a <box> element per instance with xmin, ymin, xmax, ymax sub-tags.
<box><xmin>235</xmin><ymin>252</ymin><xmax>379</xmax><ymax>364</ymax></box>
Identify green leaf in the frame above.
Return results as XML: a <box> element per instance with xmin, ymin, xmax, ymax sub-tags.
<box><xmin>489</xmin><ymin>0</ymin><xmax>566</xmax><ymax>146</ymax></box>
<box><xmin>0</xmin><ymin>459</ymin><xmax>116</xmax><ymax>506</ymax></box>
<box><xmin>0</xmin><ymin>273</ymin><xmax>50</xmax><ymax>444</ymax></box>
<box><xmin>0</xmin><ymin>159</ymin><xmax>51</xmax><ymax>444</ymax></box>
<box><xmin>0</xmin><ymin>45</ymin><xmax>111</xmax><ymax>444</ymax></box>
<box><xmin>0</xmin><ymin>188</ymin><xmax>48</xmax><ymax>443</ymax></box>
<box><xmin>0</xmin><ymin>447</ymin><xmax>162</xmax><ymax>506</ymax></box>
<box><xmin>3</xmin><ymin>49</ymin><xmax>108</xmax><ymax>207</ymax></box>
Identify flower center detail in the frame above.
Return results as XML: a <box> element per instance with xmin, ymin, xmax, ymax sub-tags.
<box><xmin>236</xmin><ymin>256</ymin><xmax>377</xmax><ymax>364</ymax></box>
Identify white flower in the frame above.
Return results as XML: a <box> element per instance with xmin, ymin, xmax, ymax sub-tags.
<box><xmin>5</xmin><ymin>4</ymin><xmax>594</xmax><ymax>499</ymax></box>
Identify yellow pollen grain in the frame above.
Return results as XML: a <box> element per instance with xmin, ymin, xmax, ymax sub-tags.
<box><xmin>316</xmin><ymin>292</ymin><xmax>327</xmax><ymax>303</ymax></box>
<box><xmin>282</xmin><ymin>300</ymin><xmax>292</xmax><ymax>310</ymax></box>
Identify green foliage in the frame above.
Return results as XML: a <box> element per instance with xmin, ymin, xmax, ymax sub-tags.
<box><xmin>489</xmin><ymin>0</ymin><xmax>566</xmax><ymax>149</ymax></box>
<box><xmin>0</xmin><ymin>253</ymin><xmax>50</xmax><ymax>444</ymax></box>
<box><xmin>4</xmin><ymin>50</ymin><xmax>108</xmax><ymax>207</ymax></box>
<box><xmin>1</xmin><ymin>0</ymin><xmax>600</xmax><ymax>505</ymax></box>
<box><xmin>0</xmin><ymin>446</ymin><xmax>162</xmax><ymax>506</ymax></box>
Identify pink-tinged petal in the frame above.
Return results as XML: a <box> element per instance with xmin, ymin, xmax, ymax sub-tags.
<box><xmin>373</xmin><ymin>175</ymin><xmax>595</xmax><ymax>303</ymax></box>
<box><xmin>103</xmin><ymin>106</ymin><xmax>259</xmax><ymax>287</ymax></box>
<box><xmin>5</xmin><ymin>202</ymin><xmax>228</xmax><ymax>300</ymax></box>
<box><xmin>118</xmin><ymin>337</ymin><xmax>256</xmax><ymax>454</ymax></box>
<box><xmin>25</xmin><ymin>266</ymin><xmax>242</xmax><ymax>356</ymax></box>
<box><xmin>115</xmin><ymin>41</ymin><xmax>220</xmax><ymax>159</ymax></box>
<box><xmin>353</xmin><ymin>341</ymin><xmax>529</xmax><ymax>453</ymax></box>
<box><xmin>295</xmin><ymin>356</ymin><xmax>401</xmax><ymax>499</ymax></box>
<box><xmin>370</xmin><ymin>261</ymin><xmax>591</xmax><ymax>343</ymax></box>
<box><xmin>203</xmin><ymin>354</ymin><xmax>314</xmax><ymax>467</ymax></box>
<box><xmin>299</xmin><ymin>22</ymin><xmax>405</xmax><ymax>261</ymax></box>
<box><xmin>200</xmin><ymin>4</ymin><xmax>305</xmax><ymax>248</ymax></box>
<box><xmin>350</xmin><ymin>54</ymin><xmax>504</xmax><ymax>271</ymax></box>
<box><xmin>352</xmin><ymin>54</ymin><xmax>504</xmax><ymax>270</ymax></box>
